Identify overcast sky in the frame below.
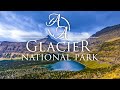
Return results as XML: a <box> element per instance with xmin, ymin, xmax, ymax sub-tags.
<box><xmin>0</xmin><ymin>11</ymin><xmax>120</xmax><ymax>42</ymax></box>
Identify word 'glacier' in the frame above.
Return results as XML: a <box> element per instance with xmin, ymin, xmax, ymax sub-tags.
<box><xmin>26</xmin><ymin>40</ymin><xmax>90</xmax><ymax>52</ymax></box>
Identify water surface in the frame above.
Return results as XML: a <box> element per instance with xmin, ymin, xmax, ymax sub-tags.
<box><xmin>47</xmin><ymin>60</ymin><xmax>85</xmax><ymax>71</ymax></box>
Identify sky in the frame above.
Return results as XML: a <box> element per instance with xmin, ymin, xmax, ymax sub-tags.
<box><xmin>0</xmin><ymin>11</ymin><xmax>120</xmax><ymax>42</ymax></box>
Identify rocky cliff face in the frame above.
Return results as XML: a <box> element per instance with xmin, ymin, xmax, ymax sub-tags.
<box><xmin>0</xmin><ymin>41</ymin><xmax>26</xmax><ymax>53</ymax></box>
<box><xmin>0</xmin><ymin>41</ymin><xmax>27</xmax><ymax>58</ymax></box>
<box><xmin>0</xmin><ymin>35</ymin><xmax>59</xmax><ymax>58</ymax></box>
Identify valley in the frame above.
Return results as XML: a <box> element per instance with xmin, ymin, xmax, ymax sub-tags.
<box><xmin>0</xmin><ymin>24</ymin><xmax>120</xmax><ymax>79</ymax></box>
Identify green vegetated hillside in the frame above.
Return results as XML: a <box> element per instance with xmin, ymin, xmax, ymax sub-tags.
<box><xmin>98</xmin><ymin>38</ymin><xmax>120</xmax><ymax>64</ymax></box>
<box><xmin>0</xmin><ymin>24</ymin><xmax>120</xmax><ymax>79</ymax></box>
<box><xmin>0</xmin><ymin>41</ymin><xmax>119</xmax><ymax>79</ymax></box>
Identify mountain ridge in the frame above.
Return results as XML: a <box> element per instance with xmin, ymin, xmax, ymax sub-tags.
<box><xmin>88</xmin><ymin>24</ymin><xmax>120</xmax><ymax>50</ymax></box>
<box><xmin>92</xmin><ymin>24</ymin><xmax>120</xmax><ymax>37</ymax></box>
<box><xmin>0</xmin><ymin>35</ymin><xmax>58</xmax><ymax>58</ymax></box>
<box><xmin>0</xmin><ymin>24</ymin><xmax>120</xmax><ymax>58</ymax></box>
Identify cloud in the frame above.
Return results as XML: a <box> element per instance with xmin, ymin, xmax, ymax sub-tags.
<box><xmin>0</xmin><ymin>11</ymin><xmax>41</xmax><ymax>31</ymax></box>
<box><xmin>0</xmin><ymin>23</ymin><xmax>46</xmax><ymax>42</ymax></box>
<box><xmin>67</xmin><ymin>32</ymin><xmax>90</xmax><ymax>41</ymax></box>
<box><xmin>0</xmin><ymin>11</ymin><xmax>47</xmax><ymax>42</ymax></box>
<box><xmin>61</xmin><ymin>32</ymin><xmax>91</xmax><ymax>42</ymax></box>
<box><xmin>2</xmin><ymin>11</ymin><xmax>118</xmax><ymax>42</ymax></box>
<box><xmin>0</xmin><ymin>11</ymin><xmax>92</xmax><ymax>42</ymax></box>
<box><xmin>45</xmin><ymin>27</ymin><xmax>91</xmax><ymax>42</ymax></box>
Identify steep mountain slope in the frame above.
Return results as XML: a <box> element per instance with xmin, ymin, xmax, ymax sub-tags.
<box><xmin>37</xmin><ymin>35</ymin><xmax>58</xmax><ymax>45</ymax></box>
<box><xmin>0</xmin><ymin>35</ymin><xmax>59</xmax><ymax>58</ymax></box>
<box><xmin>92</xmin><ymin>24</ymin><xmax>120</xmax><ymax>38</ymax></box>
<box><xmin>83</xmin><ymin>24</ymin><xmax>120</xmax><ymax>65</ymax></box>
<box><xmin>88</xmin><ymin>24</ymin><xmax>120</xmax><ymax>51</ymax></box>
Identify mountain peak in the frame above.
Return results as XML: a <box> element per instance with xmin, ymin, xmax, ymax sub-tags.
<box><xmin>37</xmin><ymin>35</ymin><xmax>58</xmax><ymax>45</ymax></box>
<box><xmin>46</xmin><ymin>35</ymin><xmax>51</xmax><ymax>39</ymax></box>
<box><xmin>46</xmin><ymin>35</ymin><xmax>58</xmax><ymax>44</ymax></box>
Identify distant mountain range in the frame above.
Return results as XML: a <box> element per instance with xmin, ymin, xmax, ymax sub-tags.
<box><xmin>0</xmin><ymin>35</ymin><xmax>64</xmax><ymax>58</ymax></box>
<box><xmin>0</xmin><ymin>24</ymin><xmax>120</xmax><ymax>58</ymax></box>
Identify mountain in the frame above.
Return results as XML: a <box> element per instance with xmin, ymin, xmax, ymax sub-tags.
<box><xmin>88</xmin><ymin>24</ymin><xmax>120</xmax><ymax>51</ymax></box>
<box><xmin>37</xmin><ymin>35</ymin><xmax>58</xmax><ymax>45</ymax></box>
<box><xmin>87</xmin><ymin>24</ymin><xmax>120</xmax><ymax>64</ymax></box>
<box><xmin>0</xmin><ymin>41</ymin><xmax>26</xmax><ymax>53</ymax></box>
<box><xmin>1</xmin><ymin>24</ymin><xmax>120</xmax><ymax>58</ymax></box>
<box><xmin>0</xmin><ymin>35</ymin><xmax>59</xmax><ymax>58</ymax></box>
<box><xmin>36</xmin><ymin>35</ymin><xmax>67</xmax><ymax>52</ymax></box>
<box><xmin>92</xmin><ymin>24</ymin><xmax>120</xmax><ymax>37</ymax></box>
<box><xmin>97</xmin><ymin>38</ymin><xmax>120</xmax><ymax>64</ymax></box>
